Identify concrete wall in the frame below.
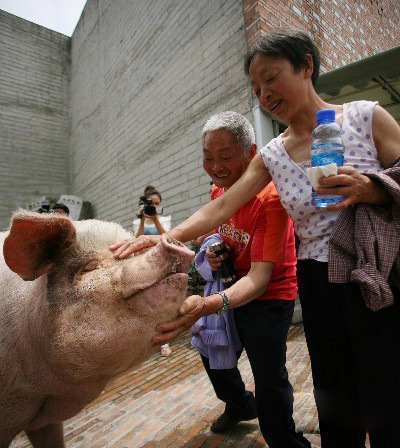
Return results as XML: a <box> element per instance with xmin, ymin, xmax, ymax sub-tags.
<box><xmin>69</xmin><ymin>0</ymin><xmax>251</xmax><ymax>230</ymax></box>
<box><xmin>3</xmin><ymin>0</ymin><xmax>398</xmax><ymax>232</ymax></box>
<box><xmin>0</xmin><ymin>10</ymin><xmax>70</xmax><ymax>230</ymax></box>
<box><xmin>244</xmin><ymin>0</ymin><xmax>400</xmax><ymax>72</ymax></box>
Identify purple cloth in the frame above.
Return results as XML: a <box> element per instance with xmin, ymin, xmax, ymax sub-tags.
<box><xmin>191</xmin><ymin>234</ymin><xmax>242</xmax><ymax>369</ymax></box>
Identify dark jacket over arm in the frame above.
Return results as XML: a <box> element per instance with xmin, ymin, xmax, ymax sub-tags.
<box><xmin>328</xmin><ymin>159</ymin><xmax>400</xmax><ymax>311</ymax></box>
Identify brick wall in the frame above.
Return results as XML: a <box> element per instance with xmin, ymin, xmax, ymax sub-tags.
<box><xmin>69</xmin><ymin>0</ymin><xmax>251</xmax><ymax>230</ymax></box>
<box><xmin>0</xmin><ymin>10</ymin><xmax>70</xmax><ymax>230</ymax></box>
<box><xmin>244</xmin><ymin>0</ymin><xmax>400</xmax><ymax>73</ymax></box>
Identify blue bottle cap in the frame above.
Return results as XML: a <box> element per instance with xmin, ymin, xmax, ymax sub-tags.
<box><xmin>316</xmin><ymin>109</ymin><xmax>335</xmax><ymax>124</ymax></box>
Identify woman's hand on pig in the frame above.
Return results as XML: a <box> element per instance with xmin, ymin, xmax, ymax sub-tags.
<box><xmin>153</xmin><ymin>295</ymin><xmax>206</xmax><ymax>344</ymax></box>
<box><xmin>317</xmin><ymin>166</ymin><xmax>391</xmax><ymax>211</ymax></box>
<box><xmin>110</xmin><ymin>235</ymin><xmax>160</xmax><ymax>259</ymax></box>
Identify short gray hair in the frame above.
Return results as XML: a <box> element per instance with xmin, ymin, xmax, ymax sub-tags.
<box><xmin>202</xmin><ymin>111</ymin><xmax>255</xmax><ymax>153</ymax></box>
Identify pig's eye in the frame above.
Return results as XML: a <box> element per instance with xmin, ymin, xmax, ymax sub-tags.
<box><xmin>81</xmin><ymin>261</ymin><xmax>99</xmax><ymax>273</ymax></box>
<box><xmin>166</xmin><ymin>236</ymin><xmax>185</xmax><ymax>247</ymax></box>
<box><xmin>76</xmin><ymin>261</ymin><xmax>100</xmax><ymax>282</ymax></box>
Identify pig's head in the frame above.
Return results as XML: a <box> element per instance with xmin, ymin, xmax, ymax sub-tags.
<box><xmin>3</xmin><ymin>210</ymin><xmax>194</xmax><ymax>382</ymax></box>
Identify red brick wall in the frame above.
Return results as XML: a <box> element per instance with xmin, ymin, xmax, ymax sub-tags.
<box><xmin>244</xmin><ymin>0</ymin><xmax>400</xmax><ymax>73</ymax></box>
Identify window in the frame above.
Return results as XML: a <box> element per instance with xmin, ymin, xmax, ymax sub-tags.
<box><xmin>252</xmin><ymin>102</ymin><xmax>287</xmax><ymax>149</ymax></box>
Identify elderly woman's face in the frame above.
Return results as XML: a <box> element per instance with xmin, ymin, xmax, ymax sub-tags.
<box><xmin>249</xmin><ymin>53</ymin><xmax>308</xmax><ymax>122</ymax></box>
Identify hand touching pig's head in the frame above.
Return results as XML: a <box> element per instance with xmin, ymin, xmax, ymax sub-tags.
<box><xmin>2</xmin><ymin>210</ymin><xmax>194</xmax><ymax>382</ymax></box>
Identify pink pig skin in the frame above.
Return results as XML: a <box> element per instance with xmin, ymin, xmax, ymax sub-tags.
<box><xmin>0</xmin><ymin>210</ymin><xmax>193</xmax><ymax>448</ymax></box>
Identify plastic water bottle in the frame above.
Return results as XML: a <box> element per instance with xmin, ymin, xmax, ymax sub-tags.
<box><xmin>311</xmin><ymin>109</ymin><xmax>344</xmax><ymax>207</ymax></box>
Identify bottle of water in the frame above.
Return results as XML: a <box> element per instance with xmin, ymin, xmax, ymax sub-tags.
<box><xmin>311</xmin><ymin>109</ymin><xmax>344</xmax><ymax>207</ymax></box>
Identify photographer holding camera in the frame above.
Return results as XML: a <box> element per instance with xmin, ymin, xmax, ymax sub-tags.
<box><xmin>133</xmin><ymin>185</ymin><xmax>171</xmax><ymax>238</ymax></box>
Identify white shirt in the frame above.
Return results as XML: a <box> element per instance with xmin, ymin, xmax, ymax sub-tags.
<box><xmin>132</xmin><ymin>215</ymin><xmax>172</xmax><ymax>236</ymax></box>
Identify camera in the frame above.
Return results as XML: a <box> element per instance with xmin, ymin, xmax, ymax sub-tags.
<box><xmin>136</xmin><ymin>196</ymin><xmax>162</xmax><ymax>218</ymax></box>
<box><xmin>37</xmin><ymin>204</ymin><xmax>51</xmax><ymax>214</ymax></box>
<box><xmin>208</xmin><ymin>241</ymin><xmax>237</xmax><ymax>287</ymax></box>
<box><xmin>36</xmin><ymin>199</ymin><xmax>52</xmax><ymax>214</ymax></box>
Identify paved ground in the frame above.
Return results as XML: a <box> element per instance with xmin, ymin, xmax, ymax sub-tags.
<box><xmin>11</xmin><ymin>323</ymin><xmax>324</xmax><ymax>448</ymax></box>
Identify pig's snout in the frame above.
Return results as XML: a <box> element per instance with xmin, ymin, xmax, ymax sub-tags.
<box><xmin>119</xmin><ymin>234</ymin><xmax>194</xmax><ymax>299</ymax></box>
<box><xmin>160</xmin><ymin>234</ymin><xmax>194</xmax><ymax>274</ymax></box>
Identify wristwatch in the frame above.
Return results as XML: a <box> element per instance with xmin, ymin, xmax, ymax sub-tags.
<box><xmin>215</xmin><ymin>291</ymin><xmax>229</xmax><ymax>315</ymax></box>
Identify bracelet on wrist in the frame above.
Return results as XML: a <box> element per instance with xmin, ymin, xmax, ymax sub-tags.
<box><xmin>215</xmin><ymin>291</ymin><xmax>229</xmax><ymax>315</ymax></box>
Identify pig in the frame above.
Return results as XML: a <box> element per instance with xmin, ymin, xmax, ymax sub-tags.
<box><xmin>0</xmin><ymin>210</ymin><xmax>194</xmax><ymax>448</ymax></box>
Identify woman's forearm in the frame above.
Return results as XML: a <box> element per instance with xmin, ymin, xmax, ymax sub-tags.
<box><xmin>170</xmin><ymin>154</ymin><xmax>271</xmax><ymax>242</ymax></box>
<box><xmin>153</xmin><ymin>217</ymin><xmax>167</xmax><ymax>235</ymax></box>
<box><xmin>169</xmin><ymin>195</ymin><xmax>229</xmax><ymax>242</ymax></box>
<box><xmin>202</xmin><ymin>262</ymin><xmax>274</xmax><ymax>315</ymax></box>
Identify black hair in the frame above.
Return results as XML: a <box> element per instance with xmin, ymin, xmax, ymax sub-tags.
<box><xmin>244</xmin><ymin>30</ymin><xmax>320</xmax><ymax>86</ymax></box>
<box><xmin>144</xmin><ymin>184</ymin><xmax>162</xmax><ymax>202</ymax></box>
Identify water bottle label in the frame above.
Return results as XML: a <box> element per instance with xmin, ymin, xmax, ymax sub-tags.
<box><xmin>311</xmin><ymin>152</ymin><xmax>344</xmax><ymax>167</ymax></box>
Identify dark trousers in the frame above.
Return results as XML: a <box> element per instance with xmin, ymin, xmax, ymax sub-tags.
<box><xmin>298</xmin><ymin>260</ymin><xmax>400</xmax><ymax>448</ymax></box>
<box><xmin>202</xmin><ymin>299</ymin><xmax>310</xmax><ymax>448</ymax></box>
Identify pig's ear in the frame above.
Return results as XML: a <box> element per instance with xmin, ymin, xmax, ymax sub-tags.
<box><xmin>3</xmin><ymin>211</ymin><xmax>76</xmax><ymax>281</ymax></box>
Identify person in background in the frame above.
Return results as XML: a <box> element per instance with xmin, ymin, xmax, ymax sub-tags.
<box><xmin>187</xmin><ymin>234</ymin><xmax>207</xmax><ymax>295</ymax></box>
<box><xmin>133</xmin><ymin>185</ymin><xmax>171</xmax><ymax>238</ymax></box>
<box><xmin>133</xmin><ymin>184</ymin><xmax>172</xmax><ymax>357</ymax></box>
<box><xmin>52</xmin><ymin>203</ymin><xmax>70</xmax><ymax>216</ymax></box>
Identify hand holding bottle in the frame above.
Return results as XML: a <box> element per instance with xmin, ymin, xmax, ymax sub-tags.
<box><xmin>310</xmin><ymin>109</ymin><xmax>344</xmax><ymax>207</ymax></box>
<box><xmin>319</xmin><ymin>165</ymin><xmax>387</xmax><ymax>211</ymax></box>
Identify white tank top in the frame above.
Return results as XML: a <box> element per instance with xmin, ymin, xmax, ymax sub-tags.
<box><xmin>260</xmin><ymin>101</ymin><xmax>383</xmax><ymax>262</ymax></box>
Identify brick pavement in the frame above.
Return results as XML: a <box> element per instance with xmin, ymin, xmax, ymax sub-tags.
<box><xmin>12</xmin><ymin>324</ymin><xmax>321</xmax><ymax>448</ymax></box>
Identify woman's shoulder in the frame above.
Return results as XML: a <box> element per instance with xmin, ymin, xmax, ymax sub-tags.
<box><xmin>260</xmin><ymin>136</ymin><xmax>281</xmax><ymax>153</ymax></box>
<box><xmin>259</xmin><ymin>136</ymin><xmax>283</xmax><ymax>164</ymax></box>
<box><xmin>342</xmin><ymin>100</ymin><xmax>378</xmax><ymax>137</ymax></box>
<box><xmin>344</xmin><ymin>100</ymin><xmax>378</xmax><ymax>117</ymax></box>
